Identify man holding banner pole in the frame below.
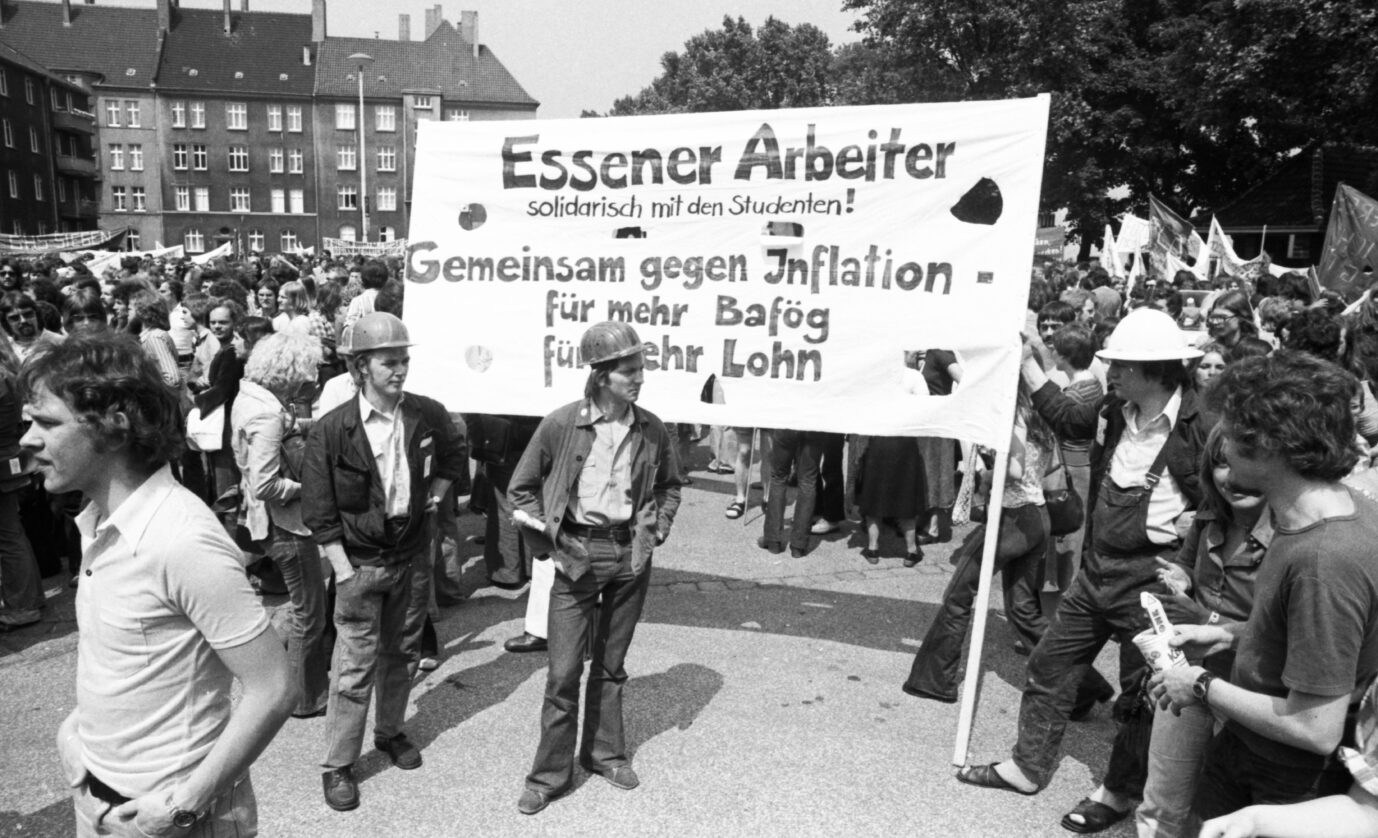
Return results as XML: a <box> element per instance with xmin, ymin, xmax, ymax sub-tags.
<box><xmin>509</xmin><ymin>320</ymin><xmax>682</xmax><ymax>816</ymax></box>
<box><xmin>958</xmin><ymin>309</ymin><xmax>1207</xmax><ymax>834</ymax></box>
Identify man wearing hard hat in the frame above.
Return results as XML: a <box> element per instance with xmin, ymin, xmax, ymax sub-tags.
<box><xmin>957</xmin><ymin>309</ymin><xmax>1209</xmax><ymax>834</ymax></box>
<box><xmin>303</xmin><ymin>312</ymin><xmax>466</xmax><ymax>812</ymax></box>
<box><xmin>508</xmin><ymin>320</ymin><xmax>682</xmax><ymax>816</ymax></box>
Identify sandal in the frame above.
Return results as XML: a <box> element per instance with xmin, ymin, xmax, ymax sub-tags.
<box><xmin>1060</xmin><ymin>798</ymin><xmax>1129</xmax><ymax>833</ymax></box>
<box><xmin>725</xmin><ymin>500</ymin><xmax>746</xmax><ymax>519</ymax></box>
<box><xmin>955</xmin><ymin>763</ymin><xmax>1037</xmax><ymax>796</ymax></box>
<box><xmin>861</xmin><ymin>548</ymin><xmax>880</xmax><ymax>565</ymax></box>
<box><xmin>903</xmin><ymin>550</ymin><xmax>924</xmax><ymax>568</ymax></box>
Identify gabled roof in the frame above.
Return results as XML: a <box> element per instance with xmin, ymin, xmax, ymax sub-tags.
<box><xmin>0</xmin><ymin>1</ymin><xmax>161</xmax><ymax>89</ymax></box>
<box><xmin>1212</xmin><ymin>144</ymin><xmax>1378</xmax><ymax>230</ymax></box>
<box><xmin>314</xmin><ymin>20</ymin><xmax>537</xmax><ymax>108</ymax></box>
<box><xmin>156</xmin><ymin>7</ymin><xmax>315</xmax><ymax>96</ymax></box>
<box><xmin>0</xmin><ymin>39</ymin><xmax>86</xmax><ymax>95</ymax></box>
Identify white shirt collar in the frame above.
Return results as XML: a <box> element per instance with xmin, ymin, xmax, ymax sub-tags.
<box><xmin>1123</xmin><ymin>386</ymin><xmax>1183</xmax><ymax>433</ymax></box>
<box><xmin>75</xmin><ymin>464</ymin><xmax>178</xmax><ymax>549</ymax></box>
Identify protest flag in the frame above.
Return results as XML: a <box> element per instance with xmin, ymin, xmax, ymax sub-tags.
<box><xmin>1148</xmin><ymin>194</ymin><xmax>1201</xmax><ymax>268</ymax></box>
<box><xmin>1099</xmin><ymin>224</ymin><xmax>1123</xmax><ymax>278</ymax></box>
<box><xmin>1317</xmin><ymin>183</ymin><xmax>1378</xmax><ymax>301</ymax></box>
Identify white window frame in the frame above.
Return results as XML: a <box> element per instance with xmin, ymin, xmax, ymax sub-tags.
<box><xmin>377</xmin><ymin>145</ymin><xmax>396</xmax><ymax>172</ymax></box>
<box><xmin>108</xmin><ymin>144</ymin><xmax>124</xmax><ymax>170</ymax></box>
<box><xmin>248</xmin><ymin>229</ymin><xmax>265</xmax><ymax>252</ymax></box>
<box><xmin>125</xmin><ymin>100</ymin><xmax>140</xmax><ymax>128</ymax></box>
<box><xmin>377</xmin><ymin>186</ymin><xmax>396</xmax><ymax>212</ymax></box>
<box><xmin>173</xmin><ymin>143</ymin><xmax>188</xmax><ymax>170</ymax></box>
<box><xmin>131</xmin><ymin>186</ymin><xmax>146</xmax><ymax>212</ymax></box>
<box><xmin>229</xmin><ymin>187</ymin><xmax>250</xmax><ymax>213</ymax></box>
<box><xmin>266</xmin><ymin>104</ymin><xmax>283</xmax><ymax>132</ymax></box>
<box><xmin>28</xmin><ymin>126</ymin><xmax>38</xmax><ymax>154</ymax></box>
<box><xmin>104</xmin><ymin>100</ymin><xmax>121</xmax><ymax>126</ymax></box>
<box><xmin>171</xmin><ymin>100</ymin><xmax>186</xmax><ymax>127</ymax></box>
<box><xmin>33</xmin><ymin>174</ymin><xmax>44</xmax><ymax>201</ymax></box>
<box><xmin>7</xmin><ymin>171</ymin><xmax>18</xmax><ymax>198</ymax></box>
<box><xmin>376</xmin><ymin>105</ymin><xmax>396</xmax><ymax>131</ymax></box>
<box><xmin>269</xmin><ymin>148</ymin><xmax>284</xmax><ymax>173</ymax></box>
<box><xmin>175</xmin><ymin>186</ymin><xmax>190</xmax><ymax>211</ymax></box>
<box><xmin>111</xmin><ymin>185</ymin><xmax>127</xmax><ymax>211</ymax></box>
<box><xmin>413</xmin><ymin>95</ymin><xmax>433</xmax><ymax>109</ymax></box>
<box><xmin>185</xmin><ymin>229</ymin><xmax>205</xmax><ymax>253</ymax></box>
<box><xmin>289</xmin><ymin>188</ymin><xmax>304</xmax><ymax>214</ymax></box>
<box><xmin>339</xmin><ymin>224</ymin><xmax>357</xmax><ymax>242</ymax></box>
<box><xmin>335</xmin><ymin>103</ymin><xmax>356</xmax><ymax>130</ymax></box>
<box><xmin>270</xmin><ymin>188</ymin><xmax>285</xmax><ymax>213</ymax></box>
<box><xmin>192</xmin><ymin>144</ymin><xmax>208</xmax><ymax>171</ymax></box>
<box><xmin>280</xmin><ymin>230</ymin><xmax>299</xmax><ymax>252</ymax></box>
<box><xmin>226</xmin><ymin>102</ymin><xmax>247</xmax><ymax>131</ymax></box>
<box><xmin>2</xmin><ymin>120</ymin><xmax>13</xmax><ymax>148</ymax></box>
<box><xmin>129</xmin><ymin>145</ymin><xmax>143</xmax><ymax>171</ymax></box>
<box><xmin>337</xmin><ymin>145</ymin><xmax>356</xmax><ymax>171</ymax></box>
<box><xmin>286</xmin><ymin>105</ymin><xmax>302</xmax><ymax>133</ymax></box>
<box><xmin>445</xmin><ymin>108</ymin><xmax>470</xmax><ymax>122</ymax></box>
<box><xmin>228</xmin><ymin>146</ymin><xmax>249</xmax><ymax>172</ymax></box>
<box><xmin>24</xmin><ymin>78</ymin><xmax>34</xmax><ymax>105</ymax></box>
<box><xmin>194</xmin><ymin>186</ymin><xmax>209</xmax><ymax>212</ymax></box>
<box><xmin>337</xmin><ymin>184</ymin><xmax>357</xmax><ymax>210</ymax></box>
<box><xmin>287</xmin><ymin>149</ymin><xmax>303</xmax><ymax>174</ymax></box>
<box><xmin>190</xmin><ymin>101</ymin><xmax>205</xmax><ymax>129</ymax></box>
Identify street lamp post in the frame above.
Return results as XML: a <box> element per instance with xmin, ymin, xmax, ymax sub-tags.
<box><xmin>350</xmin><ymin>53</ymin><xmax>373</xmax><ymax>243</ymax></box>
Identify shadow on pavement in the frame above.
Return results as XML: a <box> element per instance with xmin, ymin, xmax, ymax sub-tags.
<box><xmin>2</xmin><ymin>796</ymin><xmax>72</xmax><ymax>837</ymax></box>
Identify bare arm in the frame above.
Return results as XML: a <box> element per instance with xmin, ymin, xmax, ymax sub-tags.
<box><xmin>1199</xmin><ymin>785</ymin><xmax>1378</xmax><ymax>838</ymax></box>
<box><xmin>113</xmin><ymin>627</ymin><xmax>294</xmax><ymax>832</ymax></box>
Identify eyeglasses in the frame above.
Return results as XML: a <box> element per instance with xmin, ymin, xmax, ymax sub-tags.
<box><xmin>1038</xmin><ymin>320</ymin><xmax>1062</xmax><ymax>330</ymax></box>
<box><xmin>5</xmin><ymin>310</ymin><xmax>36</xmax><ymax>322</ymax></box>
<box><xmin>1206</xmin><ymin>313</ymin><xmax>1237</xmax><ymax>325</ymax></box>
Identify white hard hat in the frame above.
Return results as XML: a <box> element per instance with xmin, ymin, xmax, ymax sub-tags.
<box><xmin>1097</xmin><ymin>308</ymin><xmax>1203</xmax><ymax>362</ymax></box>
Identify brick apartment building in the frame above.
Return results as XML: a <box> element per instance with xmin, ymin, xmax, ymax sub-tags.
<box><xmin>0</xmin><ymin>39</ymin><xmax>98</xmax><ymax>238</ymax></box>
<box><xmin>0</xmin><ymin>0</ymin><xmax>537</xmax><ymax>252</ymax></box>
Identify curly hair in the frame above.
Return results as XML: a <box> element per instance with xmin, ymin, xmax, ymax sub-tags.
<box><xmin>17</xmin><ymin>331</ymin><xmax>183</xmax><ymax>471</ymax></box>
<box><xmin>1050</xmin><ymin>324</ymin><xmax>1097</xmax><ymax>371</ymax></box>
<box><xmin>1281</xmin><ymin>307</ymin><xmax>1341</xmax><ymax>362</ymax></box>
<box><xmin>1207</xmin><ymin>350</ymin><xmax>1360</xmax><ymax>481</ymax></box>
<box><xmin>243</xmin><ymin>332</ymin><xmax>322</xmax><ymax>397</ymax></box>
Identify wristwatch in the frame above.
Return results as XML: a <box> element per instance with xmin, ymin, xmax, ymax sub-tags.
<box><xmin>170</xmin><ymin>806</ymin><xmax>199</xmax><ymax>829</ymax></box>
<box><xmin>1192</xmin><ymin>671</ymin><xmax>1217</xmax><ymax>706</ymax></box>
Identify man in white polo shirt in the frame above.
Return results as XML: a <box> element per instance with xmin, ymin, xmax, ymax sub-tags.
<box><xmin>20</xmin><ymin>332</ymin><xmax>295</xmax><ymax>837</ymax></box>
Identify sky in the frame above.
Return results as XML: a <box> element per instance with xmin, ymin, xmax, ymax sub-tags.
<box><xmin>71</xmin><ymin>0</ymin><xmax>865</xmax><ymax>118</ymax></box>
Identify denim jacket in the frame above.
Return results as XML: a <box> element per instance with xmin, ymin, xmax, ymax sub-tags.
<box><xmin>508</xmin><ymin>398</ymin><xmax>682</xmax><ymax>581</ymax></box>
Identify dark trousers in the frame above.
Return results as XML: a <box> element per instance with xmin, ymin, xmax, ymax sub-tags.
<box><xmin>906</xmin><ymin>504</ymin><xmax>1050</xmax><ymax>699</ymax></box>
<box><xmin>483</xmin><ymin>463</ymin><xmax>527</xmax><ymax>587</ymax></box>
<box><xmin>1010</xmin><ymin>553</ymin><xmax>1158</xmax><ymax>794</ymax></box>
<box><xmin>763</xmin><ymin>429</ymin><xmax>824</xmax><ymax>551</ymax></box>
<box><xmin>0</xmin><ymin>490</ymin><xmax>42</xmax><ymax>614</ymax></box>
<box><xmin>814</xmin><ymin>433</ymin><xmax>846</xmax><ymax>524</ymax></box>
<box><xmin>268</xmin><ymin>525</ymin><xmax>330</xmax><ymax>717</ymax></box>
<box><xmin>526</xmin><ymin>537</ymin><xmax>650</xmax><ymax>795</ymax></box>
<box><xmin>1193</xmin><ymin>727</ymin><xmax>1352</xmax><ymax>821</ymax></box>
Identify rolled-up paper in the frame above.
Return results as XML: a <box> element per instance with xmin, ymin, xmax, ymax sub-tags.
<box><xmin>1141</xmin><ymin>591</ymin><xmax>1174</xmax><ymax>636</ymax></box>
<box><xmin>1133</xmin><ymin>628</ymin><xmax>1188</xmax><ymax>674</ymax></box>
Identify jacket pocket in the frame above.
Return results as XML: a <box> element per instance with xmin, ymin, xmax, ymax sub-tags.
<box><xmin>334</xmin><ymin>456</ymin><xmax>372</xmax><ymax>512</ymax></box>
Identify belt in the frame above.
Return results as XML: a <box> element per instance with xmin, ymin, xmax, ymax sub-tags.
<box><xmin>86</xmin><ymin>774</ymin><xmax>132</xmax><ymax>807</ymax></box>
<box><xmin>563</xmin><ymin>521</ymin><xmax>633</xmax><ymax>544</ymax></box>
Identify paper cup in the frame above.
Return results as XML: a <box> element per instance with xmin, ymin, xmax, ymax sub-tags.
<box><xmin>1133</xmin><ymin>628</ymin><xmax>1188</xmax><ymax>674</ymax></box>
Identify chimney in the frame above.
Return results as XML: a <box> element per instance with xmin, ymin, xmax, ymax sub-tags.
<box><xmin>241</xmin><ymin>0</ymin><xmax>248</xmax><ymax>10</ymax></box>
<box><xmin>222</xmin><ymin>0</ymin><xmax>231</xmax><ymax>34</ymax></box>
<box><xmin>310</xmin><ymin>0</ymin><xmax>326</xmax><ymax>42</ymax></box>
<box><xmin>460</xmin><ymin>10</ymin><xmax>478</xmax><ymax>57</ymax></box>
<box><xmin>62</xmin><ymin>0</ymin><xmax>72</xmax><ymax>26</ymax></box>
<box><xmin>424</xmin><ymin>4</ymin><xmax>442</xmax><ymax>39</ymax></box>
<box><xmin>302</xmin><ymin>45</ymin><xmax>312</xmax><ymax>66</ymax></box>
<box><xmin>156</xmin><ymin>0</ymin><xmax>175</xmax><ymax>33</ymax></box>
<box><xmin>398</xmin><ymin>13</ymin><xmax>409</xmax><ymax>41</ymax></box>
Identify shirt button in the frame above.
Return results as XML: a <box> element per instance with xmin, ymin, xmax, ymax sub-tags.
<box><xmin>575</xmin><ymin>455</ymin><xmax>583</xmax><ymax>462</ymax></box>
<box><xmin>85</xmin><ymin>570</ymin><xmax>92</xmax><ymax>576</ymax></box>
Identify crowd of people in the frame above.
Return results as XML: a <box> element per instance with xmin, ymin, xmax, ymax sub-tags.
<box><xmin>4</xmin><ymin>245</ymin><xmax>1378</xmax><ymax>835</ymax></box>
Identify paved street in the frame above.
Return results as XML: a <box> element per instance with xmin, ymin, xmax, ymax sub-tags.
<box><xmin>1</xmin><ymin>448</ymin><xmax>1133</xmax><ymax>838</ymax></box>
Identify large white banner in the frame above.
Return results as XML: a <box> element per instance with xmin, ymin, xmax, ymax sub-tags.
<box><xmin>405</xmin><ymin>97</ymin><xmax>1049</xmax><ymax>446</ymax></box>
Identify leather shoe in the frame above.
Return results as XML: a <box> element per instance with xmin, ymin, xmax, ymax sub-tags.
<box><xmin>322</xmin><ymin>766</ymin><xmax>359</xmax><ymax>811</ymax></box>
<box><xmin>504</xmin><ymin>632</ymin><xmax>548</xmax><ymax>653</ymax></box>
<box><xmin>517</xmin><ymin>788</ymin><xmax>553</xmax><ymax>815</ymax></box>
<box><xmin>374</xmin><ymin>733</ymin><xmax>422</xmax><ymax>770</ymax></box>
<box><xmin>582</xmin><ymin>762</ymin><xmax>639</xmax><ymax>790</ymax></box>
<box><xmin>757</xmin><ymin>537</ymin><xmax>785</xmax><ymax>555</ymax></box>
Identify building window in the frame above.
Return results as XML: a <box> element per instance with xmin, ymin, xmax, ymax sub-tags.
<box><xmin>35</xmin><ymin>221</ymin><xmax>46</xmax><ymax>234</ymax></box>
<box><xmin>269</xmin><ymin>148</ymin><xmax>284</xmax><ymax>173</ymax></box>
<box><xmin>125</xmin><ymin>100</ymin><xmax>140</xmax><ymax>127</ymax></box>
<box><xmin>1</xmin><ymin>119</ymin><xmax>12</xmax><ymax>148</ymax></box>
<box><xmin>28</xmin><ymin>127</ymin><xmax>38</xmax><ymax>154</ymax></box>
<box><xmin>376</xmin><ymin>105</ymin><xmax>396</xmax><ymax>131</ymax></box>
<box><xmin>33</xmin><ymin>174</ymin><xmax>44</xmax><ymax>201</ymax></box>
<box><xmin>281</xmin><ymin>230</ymin><xmax>299</xmax><ymax>251</ymax></box>
<box><xmin>194</xmin><ymin>187</ymin><xmax>209</xmax><ymax>212</ymax></box>
<box><xmin>289</xmin><ymin>189</ymin><xmax>304</xmax><ymax>214</ymax></box>
<box><xmin>337</xmin><ymin>145</ymin><xmax>356</xmax><ymax>170</ymax></box>
<box><xmin>185</xmin><ymin>229</ymin><xmax>205</xmax><ymax>253</ymax></box>
<box><xmin>445</xmin><ymin>108</ymin><xmax>470</xmax><ymax>122</ymax></box>
<box><xmin>190</xmin><ymin>101</ymin><xmax>205</xmax><ymax>128</ymax></box>
<box><xmin>413</xmin><ymin>95</ymin><xmax>433</xmax><ymax>109</ymax></box>
<box><xmin>173</xmin><ymin>143</ymin><xmax>188</xmax><ymax>170</ymax></box>
<box><xmin>339</xmin><ymin>224</ymin><xmax>357</xmax><ymax>242</ymax></box>
<box><xmin>171</xmin><ymin>100</ymin><xmax>186</xmax><ymax>127</ymax></box>
<box><xmin>226</xmin><ymin>102</ymin><xmax>247</xmax><ymax>130</ymax></box>
<box><xmin>24</xmin><ymin>78</ymin><xmax>34</xmax><ymax>105</ymax></box>
<box><xmin>248</xmin><ymin>229</ymin><xmax>265</xmax><ymax>252</ymax></box>
<box><xmin>1288</xmin><ymin>235</ymin><xmax>1311</xmax><ymax>261</ymax></box>
<box><xmin>57</xmin><ymin>178</ymin><xmax>67</xmax><ymax>203</ymax></box>
<box><xmin>192</xmin><ymin>144</ymin><xmax>208</xmax><ymax>170</ymax></box>
<box><xmin>286</xmin><ymin>105</ymin><xmax>302</xmax><ymax>132</ymax></box>
<box><xmin>104</xmin><ymin>100</ymin><xmax>120</xmax><ymax>126</ymax></box>
<box><xmin>112</xmin><ymin>185</ymin><xmax>127</xmax><ymax>211</ymax></box>
<box><xmin>335</xmin><ymin>103</ymin><xmax>356</xmax><ymax>130</ymax></box>
<box><xmin>109</xmin><ymin>144</ymin><xmax>124</xmax><ymax>170</ymax></box>
<box><xmin>125</xmin><ymin>229</ymin><xmax>140</xmax><ymax>250</ymax></box>
<box><xmin>377</xmin><ymin>186</ymin><xmax>396</xmax><ymax>212</ymax></box>
<box><xmin>230</xmin><ymin>187</ymin><xmax>250</xmax><ymax>212</ymax></box>
<box><xmin>337</xmin><ymin>185</ymin><xmax>357</xmax><ymax>210</ymax></box>
<box><xmin>270</xmin><ymin>188</ymin><xmax>285</xmax><ymax>213</ymax></box>
<box><xmin>7</xmin><ymin>171</ymin><xmax>17</xmax><ymax>198</ymax></box>
<box><xmin>132</xmin><ymin>187</ymin><xmax>146</xmax><ymax>212</ymax></box>
<box><xmin>228</xmin><ymin>146</ymin><xmax>249</xmax><ymax>172</ymax></box>
<box><xmin>129</xmin><ymin>145</ymin><xmax>143</xmax><ymax>171</ymax></box>
<box><xmin>267</xmin><ymin>104</ymin><xmax>283</xmax><ymax>132</ymax></box>
<box><xmin>0</xmin><ymin>70</ymin><xmax>7</xmax><ymax>97</ymax></box>
<box><xmin>378</xmin><ymin>225</ymin><xmax>395</xmax><ymax>242</ymax></box>
<box><xmin>175</xmin><ymin>186</ymin><xmax>190</xmax><ymax>211</ymax></box>
<box><xmin>287</xmin><ymin>149</ymin><xmax>303</xmax><ymax>174</ymax></box>
<box><xmin>377</xmin><ymin>146</ymin><xmax>396</xmax><ymax>171</ymax></box>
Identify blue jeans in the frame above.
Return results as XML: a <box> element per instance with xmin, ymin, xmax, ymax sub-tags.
<box><xmin>1011</xmin><ymin>553</ymin><xmax>1158</xmax><ymax>793</ymax></box>
<box><xmin>0</xmin><ymin>490</ymin><xmax>42</xmax><ymax>615</ymax></box>
<box><xmin>526</xmin><ymin>536</ymin><xmax>650</xmax><ymax>794</ymax></box>
<box><xmin>1137</xmin><ymin>701</ymin><xmax>1216</xmax><ymax>838</ymax></box>
<box><xmin>763</xmin><ymin>430</ymin><xmax>824</xmax><ymax>551</ymax></box>
<box><xmin>323</xmin><ymin>558</ymin><xmax>416</xmax><ymax>769</ymax></box>
<box><xmin>268</xmin><ymin>525</ymin><xmax>329</xmax><ymax>717</ymax></box>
